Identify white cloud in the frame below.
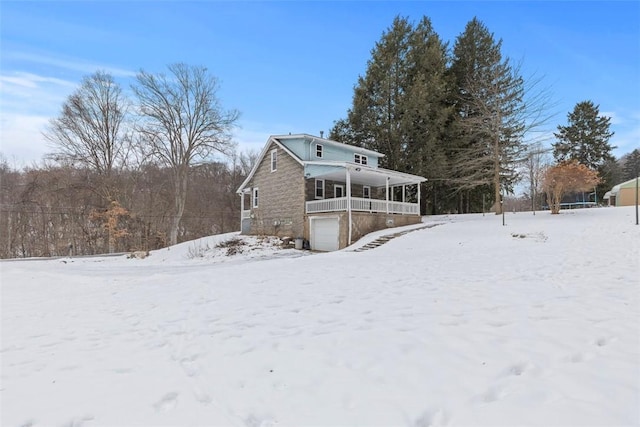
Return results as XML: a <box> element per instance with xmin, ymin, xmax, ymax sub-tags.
<box><xmin>6</xmin><ymin>51</ymin><xmax>136</xmax><ymax>78</ymax></box>
<box><xmin>0</xmin><ymin>72</ymin><xmax>77</xmax><ymax>90</ymax></box>
<box><xmin>0</xmin><ymin>113</ymin><xmax>51</xmax><ymax>167</ymax></box>
<box><xmin>0</xmin><ymin>71</ymin><xmax>76</xmax><ymax>117</ymax></box>
<box><xmin>0</xmin><ymin>70</ymin><xmax>77</xmax><ymax>165</ymax></box>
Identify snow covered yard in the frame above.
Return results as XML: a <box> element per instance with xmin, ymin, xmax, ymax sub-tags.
<box><xmin>1</xmin><ymin>207</ymin><xmax>639</xmax><ymax>427</ymax></box>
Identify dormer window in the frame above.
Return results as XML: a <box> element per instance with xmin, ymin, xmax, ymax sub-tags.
<box><xmin>316</xmin><ymin>144</ymin><xmax>323</xmax><ymax>158</ymax></box>
<box><xmin>354</xmin><ymin>153</ymin><xmax>368</xmax><ymax>165</ymax></box>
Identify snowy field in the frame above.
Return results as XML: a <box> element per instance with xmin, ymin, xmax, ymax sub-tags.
<box><xmin>1</xmin><ymin>207</ymin><xmax>639</xmax><ymax>427</ymax></box>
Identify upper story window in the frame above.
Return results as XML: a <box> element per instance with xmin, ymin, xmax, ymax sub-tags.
<box><xmin>253</xmin><ymin>187</ymin><xmax>259</xmax><ymax>208</ymax></box>
<box><xmin>270</xmin><ymin>149</ymin><xmax>277</xmax><ymax>172</ymax></box>
<box><xmin>316</xmin><ymin>144</ymin><xmax>323</xmax><ymax>158</ymax></box>
<box><xmin>315</xmin><ymin>179</ymin><xmax>325</xmax><ymax>199</ymax></box>
<box><xmin>354</xmin><ymin>153</ymin><xmax>368</xmax><ymax>165</ymax></box>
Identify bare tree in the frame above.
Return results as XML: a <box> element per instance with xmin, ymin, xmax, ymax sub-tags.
<box><xmin>132</xmin><ymin>63</ymin><xmax>239</xmax><ymax>246</ymax></box>
<box><xmin>44</xmin><ymin>71</ymin><xmax>132</xmax><ymax>182</ymax></box>
<box><xmin>524</xmin><ymin>144</ymin><xmax>552</xmax><ymax>214</ymax></box>
<box><xmin>450</xmin><ymin>18</ymin><xmax>556</xmax><ymax>214</ymax></box>
<box><xmin>542</xmin><ymin>161</ymin><xmax>600</xmax><ymax>214</ymax></box>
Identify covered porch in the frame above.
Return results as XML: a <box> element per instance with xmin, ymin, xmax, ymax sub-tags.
<box><xmin>304</xmin><ymin>161</ymin><xmax>425</xmax><ymax>215</ymax></box>
<box><xmin>306</xmin><ymin>197</ymin><xmax>419</xmax><ymax>215</ymax></box>
<box><xmin>304</xmin><ymin>161</ymin><xmax>426</xmax><ymax>248</ymax></box>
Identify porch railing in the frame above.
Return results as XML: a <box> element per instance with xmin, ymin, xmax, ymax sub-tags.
<box><xmin>306</xmin><ymin>197</ymin><xmax>419</xmax><ymax>215</ymax></box>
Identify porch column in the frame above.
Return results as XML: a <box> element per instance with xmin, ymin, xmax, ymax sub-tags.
<box><xmin>386</xmin><ymin>177</ymin><xmax>390</xmax><ymax>214</ymax></box>
<box><xmin>239</xmin><ymin>192</ymin><xmax>245</xmax><ymax>230</ymax></box>
<box><xmin>417</xmin><ymin>182</ymin><xmax>421</xmax><ymax>216</ymax></box>
<box><xmin>347</xmin><ymin>168</ymin><xmax>352</xmax><ymax>246</ymax></box>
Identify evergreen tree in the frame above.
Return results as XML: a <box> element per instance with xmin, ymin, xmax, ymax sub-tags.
<box><xmin>330</xmin><ymin>15</ymin><xmax>452</xmax><ymax>213</ymax></box>
<box><xmin>553</xmin><ymin>100</ymin><xmax>615</xmax><ymax>199</ymax></box>
<box><xmin>401</xmin><ymin>17</ymin><xmax>452</xmax><ymax>214</ymax></box>
<box><xmin>553</xmin><ymin>101</ymin><xmax>615</xmax><ymax>169</ymax></box>
<box><xmin>345</xmin><ymin>16</ymin><xmax>412</xmax><ymax>170</ymax></box>
<box><xmin>622</xmin><ymin>149</ymin><xmax>640</xmax><ymax>181</ymax></box>
<box><xmin>449</xmin><ymin>18</ymin><xmax>527</xmax><ymax>214</ymax></box>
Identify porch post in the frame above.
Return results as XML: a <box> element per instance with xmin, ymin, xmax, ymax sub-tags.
<box><xmin>346</xmin><ymin>168</ymin><xmax>352</xmax><ymax>246</ymax></box>
<box><xmin>239</xmin><ymin>192</ymin><xmax>245</xmax><ymax>230</ymax></box>
<box><xmin>386</xmin><ymin>177</ymin><xmax>390</xmax><ymax>214</ymax></box>
<box><xmin>417</xmin><ymin>182</ymin><xmax>421</xmax><ymax>216</ymax></box>
<box><xmin>402</xmin><ymin>185</ymin><xmax>406</xmax><ymax>202</ymax></box>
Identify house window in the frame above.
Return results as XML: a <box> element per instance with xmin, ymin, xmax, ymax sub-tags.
<box><xmin>316</xmin><ymin>144</ymin><xmax>323</xmax><ymax>158</ymax></box>
<box><xmin>270</xmin><ymin>149</ymin><xmax>277</xmax><ymax>172</ymax></box>
<box><xmin>253</xmin><ymin>187</ymin><xmax>259</xmax><ymax>208</ymax></box>
<box><xmin>315</xmin><ymin>179</ymin><xmax>324</xmax><ymax>199</ymax></box>
<box><xmin>354</xmin><ymin>153</ymin><xmax>368</xmax><ymax>165</ymax></box>
<box><xmin>335</xmin><ymin>185</ymin><xmax>345</xmax><ymax>198</ymax></box>
<box><xmin>363</xmin><ymin>186</ymin><xmax>371</xmax><ymax>198</ymax></box>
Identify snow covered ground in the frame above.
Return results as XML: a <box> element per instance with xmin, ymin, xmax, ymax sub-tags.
<box><xmin>1</xmin><ymin>207</ymin><xmax>639</xmax><ymax>427</ymax></box>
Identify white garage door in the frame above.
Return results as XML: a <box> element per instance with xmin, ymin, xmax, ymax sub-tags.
<box><xmin>311</xmin><ymin>217</ymin><xmax>339</xmax><ymax>251</ymax></box>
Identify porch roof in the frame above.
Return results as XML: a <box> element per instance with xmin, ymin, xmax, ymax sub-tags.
<box><xmin>304</xmin><ymin>161</ymin><xmax>427</xmax><ymax>187</ymax></box>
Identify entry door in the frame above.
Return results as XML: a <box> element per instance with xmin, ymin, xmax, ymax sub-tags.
<box><xmin>311</xmin><ymin>217</ymin><xmax>339</xmax><ymax>251</ymax></box>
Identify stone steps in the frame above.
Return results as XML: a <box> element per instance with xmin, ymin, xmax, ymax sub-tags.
<box><xmin>351</xmin><ymin>223</ymin><xmax>442</xmax><ymax>252</ymax></box>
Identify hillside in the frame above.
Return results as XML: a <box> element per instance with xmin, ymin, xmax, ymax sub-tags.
<box><xmin>1</xmin><ymin>207</ymin><xmax>639</xmax><ymax>426</ymax></box>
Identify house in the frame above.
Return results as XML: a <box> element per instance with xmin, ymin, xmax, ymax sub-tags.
<box><xmin>603</xmin><ymin>177</ymin><xmax>639</xmax><ymax>207</ymax></box>
<box><xmin>236</xmin><ymin>134</ymin><xmax>427</xmax><ymax>251</ymax></box>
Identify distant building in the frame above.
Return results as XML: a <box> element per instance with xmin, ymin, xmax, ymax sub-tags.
<box><xmin>603</xmin><ymin>178</ymin><xmax>639</xmax><ymax>207</ymax></box>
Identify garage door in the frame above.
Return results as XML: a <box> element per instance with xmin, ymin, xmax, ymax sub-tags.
<box><xmin>311</xmin><ymin>217</ymin><xmax>339</xmax><ymax>251</ymax></box>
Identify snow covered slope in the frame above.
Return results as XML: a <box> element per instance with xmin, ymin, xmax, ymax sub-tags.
<box><xmin>1</xmin><ymin>207</ymin><xmax>639</xmax><ymax>426</ymax></box>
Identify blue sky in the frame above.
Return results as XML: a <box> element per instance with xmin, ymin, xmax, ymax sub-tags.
<box><xmin>1</xmin><ymin>1</ymin><xmax>639</xmax><ymax>167</ymax></box>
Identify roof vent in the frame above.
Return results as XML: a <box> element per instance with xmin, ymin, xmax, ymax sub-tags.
<box><xmin>319</xmin><ymin>131</ymin><xmax>324</xmax><ymax>138</ymax></box>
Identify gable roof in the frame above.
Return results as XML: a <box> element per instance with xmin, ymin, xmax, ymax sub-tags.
<box><xmin>236</xmin><ymin>135</ymin><xmax>302</xmax><ymax>194</ymax></box>
<box><xmin>610</xmin><ymin>177</ymin><xmax>639</xmax><ymax>193</ymax></box>
<box><xmin>236</xmin><ymin>134</ymin><xmax>385</xmax><ymax>194</ymax></box>
<box><xmin>275</xmin><ymin>133</ymin><xmax>384</xmax><ymax>159</ymax></box>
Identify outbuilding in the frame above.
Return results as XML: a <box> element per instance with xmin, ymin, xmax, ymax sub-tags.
<box><xmin>603</xmin><ymin>178</ymin><xmax>639</xmax><ymax>207</ymax></box>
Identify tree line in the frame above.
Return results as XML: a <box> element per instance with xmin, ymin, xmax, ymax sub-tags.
<box><xmin>1</xmin><ymin>63</ymin><xmax>252</xmax><ymax>258</ymax></box>
<box><xmin>0</xmin><ymin>154</ymin><xmax>255</xmax><ymax>258</ymax></box>
<box><xmin>1</xmin><ymin>16</ymin><xmax>636</xmax><ymax>258</ymax></box>
<box><xmin>329</xmin><ymin>16</ymin><xmax>630</xmax><ymax>215</ymax></box>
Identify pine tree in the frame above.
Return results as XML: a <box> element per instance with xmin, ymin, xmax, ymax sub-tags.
<box><xmin>401</xmin><ymin>17</ymin><xmax>452</xmax><ymax>214</ymax></box>
<box><xmin>553</xmin><ymin>101</ymin><xmax>615</xmax><ymax>170</ymax></box>
<box><xmin>553</xmin><ymin>100</ymin><xmax>615</xmax><ymax>199</ymax></box>
<box><xmin>330</xmin><ymin>16</ymin><xmax>452</xmax><ymax>213</ymax></box>
<box><xmin>330</xmin><ymin>16</ymin><xmax>413</xmax><ymax>171</ymax></box>
<box><xmin>622</xmin><ymin>149</ymin><xmax>640</xmax><ymax>181</ymax></box>
<box><xmin>449</xmin><ymin>18</ymin><xmax>527</xmax><ymax>214</ymax></box>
